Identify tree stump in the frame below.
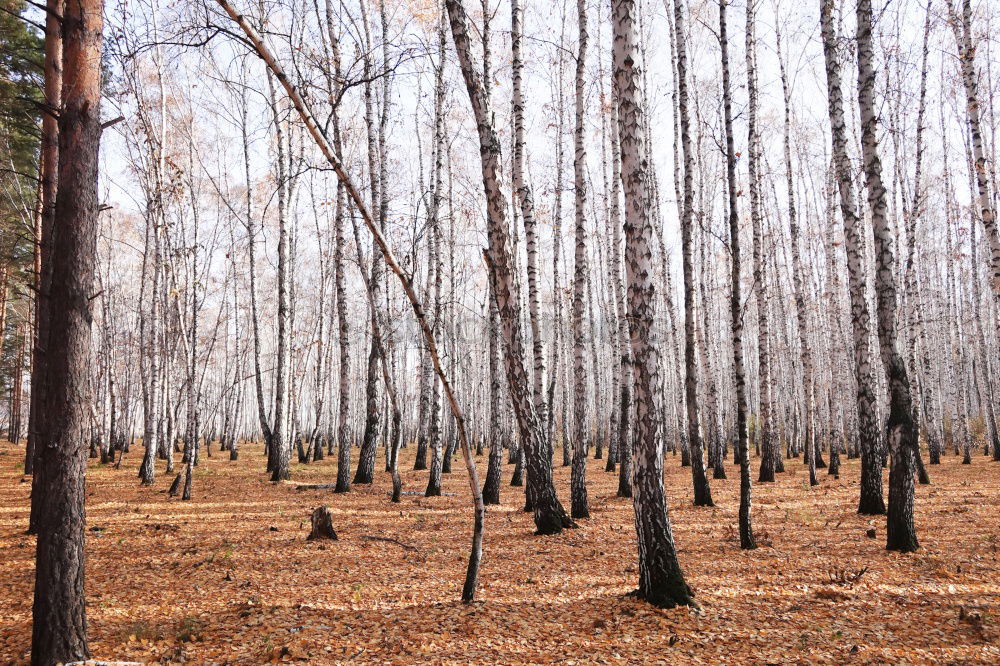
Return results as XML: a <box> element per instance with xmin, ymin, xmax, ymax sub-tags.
<box><xmin>307</xmin><ymin>506</ymin><xmax>337</xmax><ymax>540</ymax></box>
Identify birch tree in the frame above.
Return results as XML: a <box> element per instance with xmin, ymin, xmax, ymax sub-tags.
<box><xmin>570</xmin><ymin>0</ymin><xmax>590</xmax><ymax>520</ymax></box>
<box><xmin>776</xmin><ymin>16</ymin><xmax>818</xmax><ymax>487</ymax></box>
<box><xmin>820</xmin><ymin>0</ymin><xmax>885</xmax><ymax>515</ymax></box>
<box><xmin>944</xmin><ymin>0</ymin><xmax>1000</xmax><ymax>309</ymax></box>
<box><xmin>616</xmin><ymin>0</ymin><xmax>693</xmax><ymax>608</ymax></box>
<box><xmin>855</xmin><ymin>0</ymin><xmax>918</xmax><ymax>551</ymax></box>
<box><xmin>673</xmin><ymin>0</ymin><xmax>712</xmax><ymax>506</ymax></box>
<box><xmin>719</xmin><ymin>0</ymin><xmax>755</xmax><ymax>549</ymax></box>
<box><xmin>443</xmin><ymin>0</ymin><xmax>574</xmax><ymax>534</ymax></box>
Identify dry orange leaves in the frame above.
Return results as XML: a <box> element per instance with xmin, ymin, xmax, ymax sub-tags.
<box><xmin>0</xmin><ymin>441</ymin><xmax>998</xmax><ymax>664</ymax></box>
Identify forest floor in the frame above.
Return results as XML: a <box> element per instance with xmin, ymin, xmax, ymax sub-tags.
<box><xmin>1</xmin><ymin>442</ymin><xmax>998</xmax><ymax>664</ymax></box>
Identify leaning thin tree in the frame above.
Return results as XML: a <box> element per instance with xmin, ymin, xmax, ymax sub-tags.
<box><xmin>213</xmin><ymin>0</ymin><xmax>486</xmax><ymax>602</ymax></box>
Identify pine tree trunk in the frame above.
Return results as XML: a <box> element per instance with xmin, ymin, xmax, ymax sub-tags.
<box><xmin>25</xmin><ymin>0</ymin><xmax>61</xmax><ymax>482</ymax></box>
<box><xmin>30</xmin><ymin>0</ymin><xmax>102</xmax><ymax>659</ymax></box>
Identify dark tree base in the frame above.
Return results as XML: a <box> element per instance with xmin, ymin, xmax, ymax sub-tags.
<box><xmin>168</xmin><ymin>474</ymin><xmax>182</xmax><ymax>497</ymax></box>
<box><xmin>692</xmin><ymin>495</ymin><xmax>714</xmax><ymax>508</ymax></box>
<box><xmin>739</xmin><ymin>520</ymin><xmax>757</xmax><ymax>550</ymax></box>
<box><xmin>533</xmin><ymin>497</ymin><xmax>577</xmax><ymax>535</ymax></box>
<box><xmin>857</xmin><ymin>496</ymin><xmax>886</xmax><ymax>515</ymax></box>
<box><xmin>886</xmin><ymin>514</ymin><xmax>918</xmax><ymax>551</ymax></box>
<box><xmin>886</xmin><ymin>540</ymin><xmax>919</xmax><ymax>553</ymax></box>
<box><xmin>627</xmin><ymin>585</ymin><xmax>696</xmax><ymax>610</ymax></box>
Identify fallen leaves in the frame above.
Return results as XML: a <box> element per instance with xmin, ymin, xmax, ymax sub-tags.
<box><xmin>0</xmin><ymin>443</ymin><xmax>998</xmax><ymax>663</ymax></box>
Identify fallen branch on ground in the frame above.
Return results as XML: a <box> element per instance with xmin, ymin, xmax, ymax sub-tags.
<box><xmin>363</xmin><ymin>535</ymin><xmax>417</xmax><ymax>551</ymax></box>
